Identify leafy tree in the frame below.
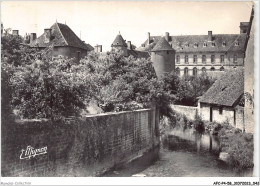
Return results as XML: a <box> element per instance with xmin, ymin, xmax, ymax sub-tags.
<box><xmin>175</xmin><ymin>74</ymin><xmax>216</xmax><ymax>106</ymax></box>
<box><xmin>10</xmin><ymin>56</ymin><xmax>91</xmax><ymax>120</ymax></box>
<box><xmin>1</xmin><ymin>33</ymin><xmax>38</xmax><ymax>66</ymax></box>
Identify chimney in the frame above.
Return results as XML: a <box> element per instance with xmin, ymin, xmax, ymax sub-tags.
<box><xmin>94</xmin><ymin>45</ymin><xmax>102</xmax><ymax>53</ymax></box>
<box><xmin>44</xmin><ymin>28</ymin><xmax>52</xmax><ymax>43</ymax></box>
<box><xmin>98</xmin><ymin>45</ymin><xmax>102</xmax><ymax>52</ymax></box>
<box><xmin>30</xmin><ymin>33</ymin><xmax>37</xmax><ymax>44</ymax></box>
<box><xmin>127</xmin><ymin>41</ymin><xmax>132</xmax><ymax>50</ymax></box>
<box><xmin>165</xmin><ymin>32</ymin><xmax>170</xmax><ymax>42</ymax></box>
<box><xmin>239</xmin><ymin>22</ymin><xmax>249</xmax><ymax>34</ymax></box>
<box><xmin>12</xmin><ymin>30</ymin><xmax>19</xmax><ymax>36</ymax></box>
<box><xmin>147</xmin><ymin>32</ymin><xmax>150</xmax><ymax>45</ymax></box>
<box><xmin>208</xmin><ymin>31</ymin><xmax>213</xmax><ymax>41</ymax></box>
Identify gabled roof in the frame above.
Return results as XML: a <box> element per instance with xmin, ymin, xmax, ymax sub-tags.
<box><xmin>151</xmin><ymin>37</ymin><xmax>174</xmax><ymax>52</ymax></box>
<box><xmin>137</xmin><ymin>34</ymin><xmax>247</xmax><ymax>53</ymax></box>
<box><xmin>30</xmin><ymin>22</ymin><xmax>93</xmax><ymax>51</ymax></box>
<box><xmin>111</xmin><ymin>33</ymin><xmax>127</xmax><ymax>47</ymax></box>
<box><xmin>199</xmin><ymin>68</ymin><xmax>244</xmax><ymax>107</ymax></box>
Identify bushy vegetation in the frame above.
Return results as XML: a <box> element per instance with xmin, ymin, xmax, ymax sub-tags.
<box><xmin>193</xmin><ymin>111</ymin><xmax>205</xmax><ymax>133</ymax></box>
<box><xmin>217</xmin><ymin>124</ymin><xmax>254</xmax><ymax>170</ymax></box>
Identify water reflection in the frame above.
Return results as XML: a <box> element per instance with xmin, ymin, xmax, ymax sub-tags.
<box><xmin>163</xmin><ymin>127</ymin><xmax>220</xmax><ymax>155</ymax></box>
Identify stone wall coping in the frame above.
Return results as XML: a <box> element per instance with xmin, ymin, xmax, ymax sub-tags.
<box><xmin>15</xmin><ymin>108</ymin><xmax>154</xmax><ymax>123</ymax></box>
<box><xmin>171</xmin><ymin>104</ymin><xmax>198</xmax><ymax>109</ymax></box>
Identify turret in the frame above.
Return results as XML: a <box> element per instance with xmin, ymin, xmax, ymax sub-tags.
<box><xmin>151</xmin><ymin>37</ymin><xmax>175</xmax><ymax>78</ymax></box>
<box><xmin>111</xmin><ymin>32</ymin><xmax>128</xmax><ymax>56</ymax></box>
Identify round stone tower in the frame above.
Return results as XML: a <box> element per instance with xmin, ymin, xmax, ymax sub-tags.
<box><xmin>111</xmin><ymin>32</ymin><xmax>128</xmax><ymax>56</ymax></box>
<box><xmin>151</xmin><ymin>37</ymin><xmax>175</xmax><ymax>78</ymax></box>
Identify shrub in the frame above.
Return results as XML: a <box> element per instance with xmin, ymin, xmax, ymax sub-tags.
<box><xmin>225</xmin><ymin>133</ymin><xmax>254</xmax><ymax>170</ymax></box>
<box><xmin>193</xmin><ymin>110</ymin><xmax>205</xmax><ymax>133</ymax></box>
<box><xmin>217</xmin><ymin>123</ymin><xmax>254</xmax><ymax>170</ymax></box>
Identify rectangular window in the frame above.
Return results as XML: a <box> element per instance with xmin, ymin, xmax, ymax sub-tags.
<box><xmin>185</xmin><ymin>55</ymin><xmax>189</xmax><ymax>64</ymax></box>
<box><xmin>193</xmin><ymin>55</ymin><xmax>197</xmax><ymax>63</ymax></box>
<box><xmin>176</xmin><ymin>55</ymin><xmax>180</xmax><ymax>64</ymax></box>
<box><xmin>220</xmin><ymin>55</ymin><xmax>225</xmax><ymax>63</ymax></box>
<box><xmin>202</xmin><ymin>55</ymin><xmax>206</xmax><ymax>64</ymax></box>
<box><xmin>233</xmin><ymin>54</ymin><xmax>238</xmax><ymax>63</ymax></box>
<box><xmin>211</xmin><ymin>55</ymin><xmax>215</xmax><ymax>63</ymax></box>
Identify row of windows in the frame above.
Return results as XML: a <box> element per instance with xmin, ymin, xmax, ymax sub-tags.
<box><xmin>177</xmin><ymin>41</ymin><xmax>239</xmax><ymax>48</ymax></box>
<box><xmin>175</xmin><ymin>67</ymin><xmax>225</xmax><ymax>76</ymax></box>
<box><xmin>176</xmin><ymin>54</ymin><xmax>238</xmax><ymax>64</ymax></box>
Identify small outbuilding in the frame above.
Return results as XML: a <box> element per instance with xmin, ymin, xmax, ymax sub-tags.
<box><xmin>198</xmin><ymin>68</ymin><xmax>244</xmax><ymax>131</ymax></box>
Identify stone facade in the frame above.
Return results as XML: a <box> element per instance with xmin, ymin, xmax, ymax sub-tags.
<box><xmin>244</xmin><ymin>12</ymin><xmax>254</xmax><ymax>134</ymax></box>
<box><xmin>151</xmin><ymin>50</ymin><xmax>175</xmax><ymax>78</ymax></box>
<box><xmin>171</xmin><ymin>104</ymin><xmax>198</xmax><ymax>120</ymax></box>
<box><xmin>198</xmin><ymin>102</ymin><xmax>244</xmax><ymax>130</ymax></box>
<box><xmin>138</xmin><ymin>23</ymin><xmax>248</xmax><ymax>77</ymax></box>
<box><xmin>51</xmin><ymin>46</ymin><xmax>88</xmax><ymax>61</ymax></box>
<box><xmin>175</xmin><ymin>51</ymin><xmax>244</xmax><ymax>77</ymax></box>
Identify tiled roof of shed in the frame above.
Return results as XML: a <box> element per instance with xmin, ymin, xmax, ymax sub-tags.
<box><xmin>30</xmin><ymin>22</ymin><xmax>93</xmax><ymax>51</ymax></box>
<box><xmin>151</xmin><ymin>37</ymin><xmax>174</xmax><ymax>52</ymax></box>
<box><xmin>111</xmin><ymin>33</ymin><xmax>127</xmax><ymax>47</ymax></box>
<box><xmin>137</xmin><ymin>34</ymin><xmax>247</xmax><ymax>53</ymax></box>
<box><xmin>199</xmin><ymin>68</ymin><xmax>244</xmax><ymax>107</ymax></box>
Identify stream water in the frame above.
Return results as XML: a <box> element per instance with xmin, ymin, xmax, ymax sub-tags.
<box><xmin>101</xmin><ymin>127</ymin><xmax>253</xmax><ymax>177</ymax></box>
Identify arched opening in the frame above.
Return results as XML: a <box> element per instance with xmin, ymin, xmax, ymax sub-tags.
<box><xmin>210</xmin><ymin>67</ymin><xmax>215</xmax><ymax>71</ymax></box>
<box><xmin>220</xmin><ymin>66</ymin><xmax>225</xmax><ymax>71</ymax></box>
<box><xmin>184</xmin><ymin>67</ymin><xmax>189</xmax><ymax>76</ymax></box>
<box><xmin>193</xmin><ymin>67</ymin><xmax>197</xmax><ymax>76</ymax></box>
<box><xmin>202</xmin><ymin>67</ymin><xmax>206</xmax><ymax>73</ymax></box>
<box><xmin>175</xmin><ymin>67</ymin><xmax>180</xmax><ymax>76</ymax></box>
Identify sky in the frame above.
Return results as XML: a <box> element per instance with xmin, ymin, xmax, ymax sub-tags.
<box><xmin>1</xmin><ymin>1</ymin><xmax>253</xmax><ymax>51</ymax></box>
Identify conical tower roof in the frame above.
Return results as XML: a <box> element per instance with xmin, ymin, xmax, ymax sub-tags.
<box><xmin>111</xmin><ymin>32</ymin><xmax>127</xmax><ymax>47</ymax></box>
<box><xmin>151</xmin><ymin>37</ymin><xmax>174</xmax><ymax>52</ymax></box>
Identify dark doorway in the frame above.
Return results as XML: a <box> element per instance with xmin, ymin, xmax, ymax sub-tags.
<box><xmin>210</xmin><ymin>107</ymin><xmax>213</xmax><ymax>122</ymax></box>
<box><xmin>77</xmin><ymin>51</ymin><xmax>81</xmax><ymax>62</ymax></box>
<box><xmin>234</xmin><ymin>110</ymin><xmax>236</xmax><ymax>126</ymax></box>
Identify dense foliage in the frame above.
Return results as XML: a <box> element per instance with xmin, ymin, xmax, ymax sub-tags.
<box><xmin>218</xmin><ymin>123</ymin><xmax>254</xmax><ymax>170</ymax></box>
<box><xmin>2</xmin><ymin>33</ymin><xmax>215</xmax><ymax>120</ymax></box>
<box><xmin>175</xmin><ymin>74</ymin><xmax>216</xmax><ymax>106</ymax></box>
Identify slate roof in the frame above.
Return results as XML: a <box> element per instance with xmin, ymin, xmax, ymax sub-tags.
<box><xmin>30</xmin><ymin>22</ymin><xmax>93</xmax><ymax>51</ymax></box>
<box><xmin>111</xmin><ymin>33</ymin><xmax>127</xmax><ymax>47</ymax></box>
<box><xmin>151</xmin><ymin>37</ymin><xmax>174</xmax><ymax>52</ymax></box>
<box><xmin>199</xmin><ymin>68</ymin><xmax>244</xmax><ymax>107</ymax></box>
<box><xmin>137</xmin><ymin>34</ymin><xmax>247</xmax><ymax>53</ymax></box>
<box><xmin>127</xmin><ymin>49</ymin><xmax>150</xmax><ymax>59</ymax></box>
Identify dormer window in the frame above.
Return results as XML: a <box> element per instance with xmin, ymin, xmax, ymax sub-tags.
<box><xmin>222</xmin><ymin>41</ymin><xmax>226</xmax><ymax>47</ymax></box>
<box><xmin>203</xmin><ymin>42</ymin><xmax>207</xmax><ymax>47</ymax></box>
<box><xmin>211</xmin><ymin>42</ymin><xmax>216</xmax><ymax>47</ymax></box>
<box><xmin>194</xmin><ymin>43</ymin><xmax>198</xmax><ymax>48</ymax></box>
<box><xmin>185</xmin><ymin>43</ymin><xmax>189</xmax><ymax>47</ymax></box>
<box><xmin>235</xmin><ymin>41</ymin><xmax>239</xmax><ymax>46</ymax></box>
